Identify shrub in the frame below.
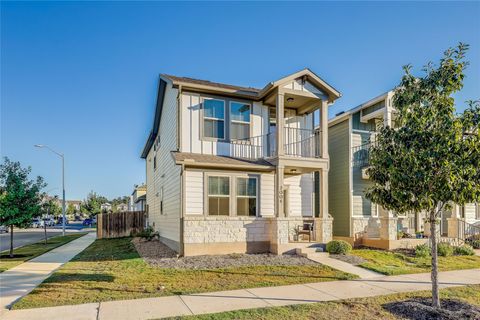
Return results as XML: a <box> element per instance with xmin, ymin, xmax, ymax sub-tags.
<box><xmin>437</xmin><ymin>242</ymin><xmax>454</xmax><ymax>257</ymax></box>
<box><xmin>326</xmin><ymin>240</ymin><xmax>352</xmax><ymax>255</ymax></box>
<box><xmin>471</xmin><ymin>240</ymin><xmax>480</xmax><ymax>249</ymax></box>
<box><xmin>453</xmin><ymin>244</ymin><xmax>475</xmax><ymax>256</ymax></box>
<box><xmin>415</xmin><ymin>244</ymin><xmax>430</xmax><ymax>258</ymax></box>
<box><xmin>137</xmin><ymin>226</ymin><xmax>159</xmax><ymax>241</ymax></box>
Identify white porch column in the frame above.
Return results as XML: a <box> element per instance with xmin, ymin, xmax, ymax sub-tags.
<box><xmin>276</xmin><ymin>165</ymin><xmax>285</xmax><ymax>217</ymax></box>
<box><xmin>314</xmin><ymin>169</ymin><xmax>333</xmax><ymax>243</ymax></box>
<box><xmin>384</xmin><ymin>92</ymin><xmax>394</xmax><ymax>127</ymax></box>
<box><xmin>379</xmin><ymin>206</ymin><xmax>397</xmax><ymax>241</ymax></box>
<box><xmin>321</xmin><ymin>99</ymin><xmax>329</xmax><ymax>159</ymax></box>
<box><xmin>276</xmin><ymin>90</ymin><xmax>285</xmax><ymax>157</ymax></box>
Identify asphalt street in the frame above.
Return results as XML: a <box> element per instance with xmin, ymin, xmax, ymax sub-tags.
<box><xmin>0</xmin><ymin>230</ymin><xmax>62</xmax><ymax>252</ymax></box>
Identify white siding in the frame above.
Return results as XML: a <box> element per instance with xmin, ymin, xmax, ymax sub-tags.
<box><xmin>185</xmin><ymin>170</ymin><xmax>203</xmax><ymax>215</ymax></box>
<box><xmin>183</xmin><ymin>170</ymin><xmax>275</xmax><ymax>217</ymax></box>
<box><xmin>284</xmin><ymin>173</ymin><xmax>314</xmax><ymax>217</ymax></box>
<box><xmin>282</xmin><ymin>79</ymin><xmax>324</xmax><ymax>95</ymax></box>
<box><xmin>260</xmin><ymin>173</ymin><xmax>275</xmax><ymax>217</ymax></box>
<box><xmin>146</xmin><ymin>84</ymin><xmax>181</xmax><ymax>250</ymax></box>
<box><xmin>465</xmin><ymin>203</ymin><xmax>480</xmax><ymax>223</ymax></box>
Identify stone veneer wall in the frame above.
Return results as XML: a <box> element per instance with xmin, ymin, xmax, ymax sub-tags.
<box><xmin>182</xmin><ymin>216</ymin><xmax>311</xmax><ymax>256</ymax></box>
<box><xmin>352</xmin><ymin>217</ymin><xmax>381</xmax><ymax>239</ymax></box>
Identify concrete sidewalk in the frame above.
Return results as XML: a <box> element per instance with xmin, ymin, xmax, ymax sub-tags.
<box><xmin>0</xmin><ymin>232</ymin><xmax>96</xmax><ymax>312</ymax></box>
<box><xmin>2</xmin><ymin>268</ymin><xmax>479</xmax><ymax>320</ymax></box>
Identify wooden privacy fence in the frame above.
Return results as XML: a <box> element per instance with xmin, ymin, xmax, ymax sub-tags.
<box><xmin>97</xmin><ymin>211</ymin><xmax>146</xmax><ymax>239</ymax></box>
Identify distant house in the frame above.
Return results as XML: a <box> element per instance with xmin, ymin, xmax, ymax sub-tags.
<box><xmin>66</xmin><ymin>200</ymin><xmax>82</xmax><ymax>212</ymax></box>
<box><xmin>116</xmin><ymin>203</ymin><xmax>129</xmax><ymax>212</ymax></box>
<box><xmin>100</xmin><ymin>203</ymin><xmax>112</xmax><ymax>212</ymax></box>
<box><xmin>129</xmin><ymin>185</ymin><xmax>147</xmax><ymax>212</ymax></box>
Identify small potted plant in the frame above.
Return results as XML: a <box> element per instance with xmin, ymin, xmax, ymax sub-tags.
<box><xmin>415</xmin><ymin>231</ymin><xmax>424</xmax><ymax>239</ymax></box>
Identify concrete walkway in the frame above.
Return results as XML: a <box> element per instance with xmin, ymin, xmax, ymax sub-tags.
<box><xmin>0</xmin><ymin>232</ymin><xmax>96</xmax><ymax>312</ymax></box>
<box><xmin>307</xmin><ymin>254</ymin><xmax>381</xmax><ymax>279</ymax></box>
<box><xmin>2</xmin><ymin>268</ymin><xmax>479</xmax><ymax>320</ymax></box>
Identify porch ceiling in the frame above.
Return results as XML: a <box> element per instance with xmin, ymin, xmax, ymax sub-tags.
<box><xmin>263</xmin><ymin>91</ymin><xmax>321</xmax><ymax>115</ymax></box>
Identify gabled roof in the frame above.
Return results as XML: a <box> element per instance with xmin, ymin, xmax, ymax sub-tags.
<box><xmin>328</xmin><ymin>90</ymin><xmax>393</xmax><ymax>127</ymax></box>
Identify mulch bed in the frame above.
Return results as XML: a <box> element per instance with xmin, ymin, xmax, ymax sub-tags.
<box><xmin>132</xmin><ymin>238</ymin><xmax>319</xmax><ymax>269</ymax></box>
<box><xmin>383</xmin><ymin>298</ymin><xmax>480</xmax><ymax>320</ymax></box>
<box><xmin>330</xmin><ymin>254</ymin><xmax>367</xmax><ymax>265</ymax></box>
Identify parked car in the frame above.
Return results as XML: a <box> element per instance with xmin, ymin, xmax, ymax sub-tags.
<box><xmin>57</xmin><ymin>217</ymin><xmax>69</xmax><ymax>225</ymax></box>
<box><xmin>83</xmin><ymin>218</ymin><xmax>94</xmax><ymax>226</ymax></box>
<box><xmin>43</xmin><ymin>218</ymin><xmax>55</xmax><ymax>227</ymax></box>
<box><xmin>31</xmin><ymin>218</ymin><xmax>44</xmax><ymax>228</ymax></box>
<box><xmin>0</xmin><ymin>225</ymin><xmax>8</xmax><ymax>233</ymax></box>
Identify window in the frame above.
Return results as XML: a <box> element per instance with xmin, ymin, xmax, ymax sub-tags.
<box><xmin>153</xmin><ymin>155</ymin><xmax>157</xmax><ymax>170</ymax></box>
<box><xmin>230</xmin><ymin>102</ymin><xmax>250</xmax><ymax>140</ymax></box>
<box><xmin>236</xmin><ymin>177</ymin><xmax>257</xmax><ymax>216</ymax></box>
<box><xmin>208</xmin><ymin>176</ymin><xmax>230</xmax><ymax>215</ymax></box>
<box><xmin>203</xmin><ymin>99</ymin><xmax>225</xmax><ymax>139</ymax></box>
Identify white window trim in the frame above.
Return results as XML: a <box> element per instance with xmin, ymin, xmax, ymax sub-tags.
<box><xmin>205</xmin><ymin>174</ymin><xmax>231</xmax><ymax>216</ymax></box>
<box><xmin>203</xmin><ymin>172</ymin><xmax>260</xmax><ymax>217</ymax></box>
<box><xmin>229</xmin><ymin>101</ymin><xmax>252</xmax><ymax>141</ymax></box>
<box><xmin>236</xmin><ymin>176</ymin><xmax>259</xmax><ymax>217</ymax></box>
<box><xmin>202</xmin><ymin>97</ymin><xmax>226</xmax><ymax>141</ymax></box>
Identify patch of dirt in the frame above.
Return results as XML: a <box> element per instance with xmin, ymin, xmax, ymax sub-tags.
<box><xmin>132</xmin><ymin>238</ymin><xmax>319</xmax><ymax>269</ymax></box>
<box><xmin>330</xmin><ymin>254</ymin><xmax>366</xmax><ymax>265</ymax></box>
<box><xmin>393</xmin><ymin>248</ymin><xmax>416</xmax><ymax>258</ymax></box>
<box><xmin>383</xmin><ymin>298</ymin><xmax>480</xmax><ymax>320</ymax></box>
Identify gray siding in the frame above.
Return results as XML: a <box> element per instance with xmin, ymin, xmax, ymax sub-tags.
<box><xmin>351</xmin><ymin>131</ymin><xmax>376</xmax><ymax>217</ymax></box>
<box><xmin>328</xmin><ymin>119</ymin><xmax>351</xmax><ymax>237</ymax></box>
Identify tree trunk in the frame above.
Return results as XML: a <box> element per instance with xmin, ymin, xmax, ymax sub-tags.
<box><xmin>44</xmin><ymin>221</ymin><xmax>48</xmax><ymax>245</ymax></box>
<box><xmin>9</xmin><ymin>225</ymin><xmax>14</xmax><ymax>258</ymax></box>
<box><xmin>430</xmin><ymin>214</ymin><xmax>440</xmax><ymax>308</ymax></box>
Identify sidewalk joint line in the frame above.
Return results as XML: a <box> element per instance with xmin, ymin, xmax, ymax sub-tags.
<box><xmin>245</xmin><ymin>289</ymin><xmax>275</xmax><ymax>306</ymax></box>
<box><xmin>302</xmin><ymin>283</ymin><xmax>342</xmax><ymax>300</ymax></box>
<box><xmin>179</xmin><ymin>295</ymin><xmax>195</xmax><ymax>315</ymax></box>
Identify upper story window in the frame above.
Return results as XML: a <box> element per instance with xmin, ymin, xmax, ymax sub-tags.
<box><xmin>203</xmin><ymin>98</ymin><xmax>225</xmax><ymax>139</ymax></box>
<box><xmin>230</xmin><ymin>102</ymin><xmax>251</xmax><ymax>140</ymax></box>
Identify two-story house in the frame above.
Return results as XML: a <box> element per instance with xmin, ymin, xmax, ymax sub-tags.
<box><xmin>328</xmin><ymin>91</ymin><xmax>480</xmax><ymax>249</ymax></box>
<box><xmin>141</xmin><ymin>69</ymin><xmax>341</xmax><ymax>256</ymax></box>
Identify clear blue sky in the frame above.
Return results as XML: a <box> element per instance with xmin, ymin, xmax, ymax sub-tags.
<box><xmin>1</xmin><ymin>1</ymin><xmax>479</xmax><ymax>200</ymax></box>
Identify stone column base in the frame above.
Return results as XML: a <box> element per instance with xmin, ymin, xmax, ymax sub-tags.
<box><xmin>314</xmin><ymin>217</ymin><xmax>333</xmax><ymax>243</ymax></box>
<box><xmin>379</xmin><ymin>217</ymin><xmax>398</xmax><ymax>240</ymax></box>
<box><xmin>447</xmin><ymin>218</ymin><xmax>459</xmax><ymax>238</ymax></box>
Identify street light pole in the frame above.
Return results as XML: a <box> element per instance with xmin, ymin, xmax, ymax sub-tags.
<box><xmin>35</xmin><ymin>144</ymin><xmax>66</xmax><ymax>236</ymax></box>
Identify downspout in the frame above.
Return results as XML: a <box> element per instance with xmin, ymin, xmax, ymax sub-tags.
<box><xmin>180</xmin><ymin>163</ymin><xmax>185</xmax><ymax>256</ymax></box>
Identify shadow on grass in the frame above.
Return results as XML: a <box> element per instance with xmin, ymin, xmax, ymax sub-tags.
<box><xmin>44</xmin><ymin>273</ymin><xmax>115</xmax><ymax>283</ymax></box>
<box><xmin>197</xmin><ymin>268</ymin><xmax>354</xmax><ymax>280</ymax></box>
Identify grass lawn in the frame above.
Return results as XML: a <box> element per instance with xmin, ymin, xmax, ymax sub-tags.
<box><xmin>351</xmin><ymin>249</ymin><xmax>480</xmax><ymax>275</ymax></box>
<box><xmin>0</xmin><ymin>233</ymin><xmax>87</xmax><ymax>272</ymax></box>
<box><xmin>164</xmin><ymin>285</ymin><xmax>480</xmax><ymax>320</ymax></box>
<box><xmin>13</xmin><ymin>237</ymin><xmax>357</xmax><ymax>309</ymax></box>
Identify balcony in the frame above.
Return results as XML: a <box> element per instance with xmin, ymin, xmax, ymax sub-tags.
<box><xmin>230</xmin><ymin>127</ymin><xmax>322</xmax><ymax>160</ymax></box>
<box><xmin>352</xmin><ymin>142</ymin><xmax>373</xmax><ymax>167</ymax></box>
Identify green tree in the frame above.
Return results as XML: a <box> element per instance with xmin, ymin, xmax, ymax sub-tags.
<box><xmin>0</xmin><ymin>157</ymin><xmax>46</xmax><ymax>257</ymax></box>
<box><xmin>366</xmin><ymin>43</ymin><xmax>480</xmax><ymax>308</ymax></box>
<box><xmin>66</xmin><ymin>203</ymin><xmax>76</xmax><ymax>215</ymax></box>
<box><xmin>83</xmin><ymin>191</ymin><xmax>108</xmax><ymax>216</ymax></box>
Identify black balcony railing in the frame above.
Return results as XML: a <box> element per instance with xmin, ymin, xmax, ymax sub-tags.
<box><xmin>230</xmin><ymin>127</ymin><xmax>322</xmax><ymax>160</ymax></box>
<box><xmin>352</xmin><ymin>142</ymin><xmax>373</xmax><ymax>167</ymax></box>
